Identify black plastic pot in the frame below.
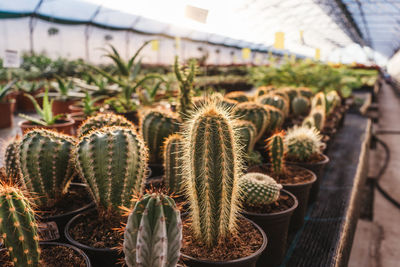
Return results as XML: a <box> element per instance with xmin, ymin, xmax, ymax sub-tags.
<box><xmin>40</xmin><ymin>183</ymin><xmax>95</xmax><ymax>242</ymax></box>
<box><xmin>149</xmin><ymin>163</ymin><xmax>164</xmax><ymax>178</ymax></box>
<box><xmin>242</xmin><ymin>190</ymin><xmax>298</xmax><ymax>267</ymax></box>
<box><xmin>181</xmin><ymin>217</ymin><xmax>267</xmax><ymax>267</ymax></box>
<box><xmin>286</xmin><ymin>154</ymin><xmax>329</xmax><ymax>204</ymax></box>
<box><xmin>65</xmin><ymin>209</ymin><xmax>121</xmax><ymax>267</ymax></box>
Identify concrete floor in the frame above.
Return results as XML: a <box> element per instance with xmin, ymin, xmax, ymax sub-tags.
<box><xmin>349</xmin><ymin>82</ymin><xmax>400</xmax><ymax>267</ymax></box>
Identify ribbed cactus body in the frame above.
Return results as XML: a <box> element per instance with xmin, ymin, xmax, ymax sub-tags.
<box><xmin>78</xmin><ymin>113</ymin><xmax>134</xmax><ymax>137</ymax></box>
<box><xmin>298</xmin><ymin>87</ymin><xmax>313</xmax><ymax>98</ymax></box>
<box><xmin>141</xmin><ymin>110</ymin><xmax>181</xmax><ymax>163</ymax></box>
<box><xmin>281</xmin><ymin>88</ymin><xmax>298</xmax><ymax>102</ymax></box>
<box><xmin>258</xmin><ymin>94</ymin><xmax>289</xmax><ymax>117</ymax></box>
<box><xmin>265</xmin><ymin>106</ymin><xmax>284</xmax><ymax>133</ymax></box>
<box><xmin>183</xmin><ymin>102</ymin><xmax>242</xmax><ymax>247</ymax></box>
<box><xmin>310</xmin><ymin>107</ymin><xmax>326</xmax><ymax>131</ymax></box>
<box><xmin>234</xmin><ymin>102</ymin><xmax>269</xmax><ymax>142</ymax></box>
<box><xmin>291</xmin><ymin>96</ymin><xmax>310</xmax><ymax>116</ymax></box>
<box><xmin>267</xmin><ymin>132</ymin><xmax>285</xmax><ymax>175</ymax></box>
<box><xmin>311</xmin><ymin>92</ymin><xmax>326</xmax><ymax>111</ymax></box>
<box><xmin>0</xmin><ymin>183</ymin><xmax>40</xmax><ymax>267</ymax></box>
<box><xmin>285</xmin><ymin>126</ymin><xmax>322</xmax><ymax>162</ymax></box>
<box><xmin>256</xmin><ymin>86</ymin><xmax>275</xmax><ymax>98</ymax></box>
<box><xmin>326</xmin><ymin>90</ymin><xmax>341</xmax><ymax>114</ymax></box>
<box><xmin>235</xmin><ymin>120</ymin><xmax>257</xmax><ymax>155</ymax></box>
<box><xmin>18</xmin><ymin>129</ymin><xmax>75</xmax><ymax>207</ymax></box>
<box><xmin>225</xmin><ymin>91</ymin><xmax>249</xmax><ymax>103</ymax></box>
<box><xmin>4</xmin><ymin>136</ymin><xmax>21</xmax><ymax>180</ymax></box>
<box><xmin>240</xmin><ymin>173</ymin><xmax>282</xmax><ymax>206</ymax></box>
<box><xmin>123</xmin><ymin>193</ymin><xmax>182</xmax><ymax>267</ymax></box>
<box><xmin>163</xmin><ymin>134</ymin><xmax>184</xmax><ymax>195</ymax></box>
<box><xmin>75</xmin><ymin>126</ymin><xmax>148</xmax><ymax>211</ymax></box>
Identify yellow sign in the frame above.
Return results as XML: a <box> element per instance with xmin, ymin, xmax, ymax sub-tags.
<box><xmin>242</xmin><ymin>48</ymin><xmax>251</xmax><ymax>59</ymax></box>
<box><xmin>175</xmin><ymin>37</ymin><xmax>181</xmax><ymax>49</ymax></box>
<box><xmin>151</xmin><ymin>40</ymin><xmax>159</xmax><ymax>51</ymax></box>
<box><xmin>274</xmin><ymin>32</ymin><xmax>285</xmax><ymax>50</ymax></box>
<box><xmin>315</xmin><ymin>48</ymin><xmax>320</xmax><ymax>60</ymax></box>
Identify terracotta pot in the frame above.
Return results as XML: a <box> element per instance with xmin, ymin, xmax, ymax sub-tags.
<box><xmin>52</xmin><ymin>99</ymin><xmax>77</xmax><ymax>115</ymax></box>
<box><xmin>69</xmin><ymin>104</ymin><xmax>84</xmax><ymax>113</ymax></box>
<box><xmin>0</xmin><ymin>101</ymin><xmax>14</xmax><ymax>128</ymax></box>
<box><xmin>19</xmin><ymin>118</ymin><xmax>75</xmax><ymax>135</ymax></box>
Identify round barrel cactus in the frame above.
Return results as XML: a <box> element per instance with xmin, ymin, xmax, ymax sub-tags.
<box><xmin>285</xmin><ymin>126</ymin><xmax>322</xmax><ymax>162</ymax></box>
<box><xmin>163</xmin><ymin>134</ymin><xmax>184</xmax><ymax>195</ymax></box>
<box><xmin>78</xmin><ymin>113</ymin><xmax>135</xmax><ymax>137</ymax></box>
<box><xmin>234</xmin><ymin>120</ymin><xmax>257</xmax><ymax>155</ymax></box>
<box><xmin>265</xmin><ymin>106</ymin><xmax>284</xmax><ymax>133</ymax></box>
<box><xmin>234</xmin><ymin>102</ymin><xmax>270</xmax><ymax>142</ymax></box>
<box><xmin>298</xmin><ymin>87</ymin><xmax>313</xmax><ymax>98</ymax></box>
<box><xmin>3</xmin><ymin>136</ymin><xmax>21</xmax><ymax>181</ymax></box>
<box><xmin>225</xmin><ymin>91</ymin><xmax>249</xmax><ymax>103</ymax></box>
<box><xmin>240</xmin><ymin>173</ymin><xmax>282</xmax><ymax>206</ymax></box>
<box><xmin>292</xmin><ymin>96</ymin><xmax>310</xmax><ymax>116</ymax></box>
<box><xmin>258</xmin><ymin>94</ymin><xmax>289</xmax><ymax>117</ymax></box>
<box><xmin>310</xmin><ymin>106</ymin><xmax>326</xmax><ymax>131</ymax></box>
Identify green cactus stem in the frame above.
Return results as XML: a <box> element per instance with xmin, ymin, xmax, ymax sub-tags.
<box><xmin>3</xmin><ymin>136</ymin><xmax>21</xmax><ymax>181</ymax></box>
<box><xmin>311</xmin><ymin>92</ymin><xmax>326</xmax><ymax>111</ymax></box>
<box><xmin>234</xmin><ymin>102</ymin><xmax>270</xmax><ymax>142</ymax></box>
<box><xmin>258</xmin><ymin>94</ymin><xmax>289</xmax><ymax>117</ymax></box>
<box><xmin>291</xmin><ymin>96</ymin><xmax>310</xmax><ymax>116</ymax></box>
<box><xmin>256</xmin><ymin>86</ymin><xmax>275</xmax><ymax>98</ymax></box>
<box><xmin>234</xmin><ymin>120</ymin><xmax>257</xmax><ymax>155</ymax></box>
<box><xmin>78</xmin><ymin>113</ymin><xmax>135</xmax><ymax>137</ymax></box>
<box><xmin>284</xmin><ymin>126</ymin><xmax>322</xmax><ymax>162</ymax></box>
<box><xmin>266</xmin><ymin>132</ymin><xmax>285</xmax><ymax>175</ymax></box>
<box><xmin>174</xmin><ymin>56</ymin><xmax>196</xmax><ymax>119</ymax></box>
<box><xmin>310</xmin><ymin>106</ymin><xmax>326</xmax><ymax>131</ymax></box>
<box><xmin>264</xmin><ymin>106</ymin><xmax>284</xmax><ymax>133</ymax></box>
<box><xmin>297</xmin><ymin>87</ymin><xmax>313</xmax><ymax>98</ymax></box>
<box><xmin>326</xmin><ymin>90</ymin><xmax>341</xmax><ymax>115</ymax></box>
<box><xmin>163</xmin><ymin>134</ymin><xmax>184</xmax><ymax>195</ymax></box>
<box><xmin>123</xmin><ymin>193</ymin><xmax>182</xmax><ymax>267</ymax></box>
<box><xmin>225</xmin><ymin>91</ymin><xmax>249</xmax><ymax>103</ymax></box>
<box><xmin>240</xmin><ymin>173</ymin><xmax>282</xmax><ymax>207</ymax></box>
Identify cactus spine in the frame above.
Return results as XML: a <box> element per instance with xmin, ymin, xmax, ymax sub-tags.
<box><xmin>240</xmin><ymin>173</ymin><xmax>282</xmax><ymax>206</ymax></box>
<box><xmin>3</xmin><ymin>136</ymin><xmax>21</xmax><ymax>180</ymax></box>
<box><xmin>234</xmin><ymin>102</ymin><xmax>269</xmax><ymax>142</ymax></box>
<box><xmin>267</xmin><ymin>132</ymin><xmax>285</xmax><ymax>175</ymax></box>
<box><xmin>182</xmin><ymin>101</ymin><xmax>243</xmax><ymax>247</ymax></box>
<box><xmin>141</xmin><ymin>110</ymin><xmax>181</xmax><ymax>163</ymax></box>
<box><xmin>0</xmin><ymin>182</ymin><xmax>40</xmax><ymax>267</ymax></box>
<box><xmin>225</xmin><ymin>91</ymin><xmax>249</xmax><ymax>103</ymax></box>
<box><xmin>123</xmin><ymin>193</ymin><xmax>182</xmax><ymax>267</ymax></box>
<box><xmin>75</xmin><ymin>126</ymin><xmax>148</xmax><ymax>212</ymax></box>
<box><xmin>285</xmin><ymin>126</ymin><xmax>322</xmax><ymax>162</ymax></box>
<box><xmin>291</xmin><ymin>96</ymin><xmax>310</xmax><ymax>116</ymax></box>
<box><xmin>174</xmin><ymin>56</ymin><xmax>196</xmax><ymax>119</ymax></box>
<box><xmin>163</xmin><ymin>134</ymin><xmax>184</xmax><ymax>195</ymax></box>
<box><xmin>18</xmin><ymin>129</ymin><xmax>75</xmax><ymax>207</ymax></box>
<box><xmin>78</xmin><ymin>113</ymin><xmax>135</xmax><ymax>137</ymax></box>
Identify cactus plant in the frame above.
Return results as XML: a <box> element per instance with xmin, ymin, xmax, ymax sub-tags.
<box><xmin>240</xmin><ymin>173</ymin><xmax>282</xmax><ymax>207</ymax></box>
<box><xmin>284</xmin><ymin>126</ymin><xmax>322</xmax><ymax>162</ymax></box>
<box><xmin>256</xmin><ymin>86</ymin><xmax>275</xmax><ymax>98</ymax></box>
<box><xmin>265</xmin><ymin>106</ymin><xmax>284</xmax><ymax>133</ymax></box>
<box><xmin>267</xmin><ymin>132</ymin><xmax>285</xmax><ymax>175</ymax></box>
<box><xmin>310</xmin><ymin>106</ymin><xmax>326</xmax><ymax>131</ymax></box>
<box><xmin>302</xmin><ymin>116</ymin><xmax>315</xmax><ymax>129</ymax></box>
<box><xmin>297</xmin><ymin>87</ymin><xmax>313</xmax><ymax>98</ymax></box>
<box><xmin>18</xmin><ymin>129</ymin><xmax>75</xmax><ymax>207</ymax></box>
<box><xmin>258</xmin><ymin>94</ymin><xmax>289</xmax><ymax>117</ymax></box>
<box><xmin>234</xmin><ymin>120</ymin><xmax>257</xmax><ymax>155</ymax></box>
<box><xmin>75</xmin><ymin>126</ymin><xmax>148</xmax><ymax>212</ymax></box>
<box><xmin>78</xmin><ymin>113</ymin><xmax>135</xmax><ymax>137</ymax></box>
<box><xmin>311</xmin><ymin>92</ymin><xmax>326</xmax><ymax>111</ymax></box>
<box><xmin>141</xmin><ymin>110</ymin><xmax>181</xmax><ymax>163</ymax></box>
<box><xmin>291</xmin><ymin>96</ymin><xmax>310</xmax><ymax>116</ymax></box>
<box><xmin>326</xmin><ymin>90</ymin><xmax>341</xmax><ymax>115</ymax></box>
<box><xmin>174</xmin><ymin>56</ymin><xmax>196</xmax><ymax>119</ymax></box>
<box><xmin>182</xmin><ymin>101</ymin><xmax>243</xmax><ymax>247</ymax></box>
<box><xmin>0</xmin><ymin>182</ymin><xmax>40</xmax><ymax>267</ymax></box>
<box><xmin>225</xmin><ymin>91</ymin><xmax>249</xmax><ymax>103</ymax></box>
<box><xmin>234</xmin><ymin>102</ymin><xmax>269</xmax><ymax>142</ymax></box>
<box><xmin>123</xmin><ymin>193</ymin><xmax>182</xmax><ymax>267</ymax></box>
<box><xmin>163</xmin><ymin>134</ymin><xmax>184</xmax><ymax>195</ymax></box>
<box><xmin>3</xmin><ymin>136</ymin><xmax>21</xmax><ymax>180</ymax></box>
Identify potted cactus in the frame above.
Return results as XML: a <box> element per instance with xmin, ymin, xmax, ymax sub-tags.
<box><xmin>0</xmin><ymin>80</ymin><xmax>17</xmax><ymax>129</ymax></box>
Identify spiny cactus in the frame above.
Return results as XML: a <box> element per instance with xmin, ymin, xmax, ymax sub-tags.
<box><xmin>75</xmin><ymin>126</ymin><xmax>148</xmax><ymax>212</ymax></box>
<box><xmin>123</xmin><ymin>193</ymin><xmax>182</xmax><ymax>267</ymax></box>
<box><xmin>174</xmin><ymin>56</ymin><xmax>196</xmax><ymax>119</ymax></box>
<box><xmin>225</xmin><ymin>91</ymin><xmax>249</xmax><ymax>103</ymax></box>
<box><xmin>302</xmin><ymin>116</ymin><xmax>315</xmax><ymax>129</ymax></box>
<box><xmin>182</xmin><ymin>101</ymin><xmax>243</xmax><ymax>247</ymax></box>
<box><xmin>310</xmin><ymin>106</ymin><xmax>326</xmax><ymax>131</ymax></box>
<box><xmin>258</xmin><ymin>94</ymin><xmax>289</xmax><ymax>117</ymax></box>
<box><xmin>18</xmin><ymin>129</ymin><xmax>75</xmax><ymax>207</ymax></box>
<box><xmin>326</xmin><ymin>90</ymin><xmax>341</xmax><ymax>115</ymax></box>
<box><xmin>234</xmin><ymin>120</ymin><xmax>257</xmax><ymax>155</ymax></box>
<box><xmin>297</xmin><ymin>87</ymin><xmax>313</xmax><ymax>98</ymax></box>
<box><xmin>3</xmin><ymin>136</ymin><xmax>21</xmax><ymax>180</ymax></box>
<box><xmin>78</xmin><ymin>113</ymin><xmax>135</xmax><ymax>137</ymax></box>
<box><xmin>0</xmin><ymin>182</ymin><xmax>40</xmax><ymax>267</ymax></box>
<box><xmin>141</xmin><ymin>109</ymin><xmax>181</xmax><ymax>163</ymax></box>
<box><xmin>163</xmin><ymin>134</ymin><xmax>184</xmax><ymax>195</ymax></box>
<box><xmin>267</xmin><ymin>132</ymin><xmax>285</xmax><ymax>175</ymax></box>
<box><xmin>280</xmin><ymin>87</ymin><xmax>298</xmax><ymax>102</ymax></box>
<box><xmin>265</xmin><ymin>106</ymin><xmax>284</xmax><ymax>133</ymax></box>
<box><xmin>311</xmin><ymin>92</ymin><xmax>326</xmax><ymax>111</ymax></box>
<box><xmin>240</xmin><ymin>173</ymin><xmax>282</xmax><ymax>207</ymax></box>
<box><xmin>256</xmin><ymin>86</ymin><xmax>275</xmax><ymax>98</ymax></box>
<box><xmin>291</xmin><ymin>96</ymin><xmax>310</xmax><ymax>116</ymax></box>
<box><xmin>234</xmin><ymin>102</ymin><xmax>269</xmax><ymax>142</ymax></box>
<box><xmin>284</xmin><ymin>126</ymin><xmax>322</xmax><ymax>162</ymax></box>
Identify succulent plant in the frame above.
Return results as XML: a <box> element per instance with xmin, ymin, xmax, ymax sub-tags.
<box><xmin>326</xmin><ymin>90</ymin><xmax>341</xmax><ymax>114</ymax></box>
<box><xmin>291</xmin><ymin>95</ymin><xmax>310</xmax><ymax>116</ymax></box>
<box><xmin>18</xmin><ymin>129</ymin><xmax>75</xmax><ymax>207</ymax></box>
<box><xmin>256</xmin><ymin>86</ymin><xmax>275</xmax><ymax>98</ymax></box>
<box><xmin>265</xmin><ymin>106</ymin><xmax>284</xmax><ymax>133</ymax></box>
<box><xmin>163</xmin><ymin>134</ymin><xmax>184</xmax><ymax>195</ymax></box>
<box><xmin>141</xmin><ymin>110</ymin><xmax>181</xmax><ymax>163</ymax></box>
<box><xmin>297</xmin><ymin>87</ymin><xmax>313</xmax><ymax>98</ymax></box>
<box><xmin>311</xmin><ymin>92</ymin><xmax>326</xmax><ymax>111</ymax></box>
<box><xmin>310</xmin><ymin>106</ymin><xmax>326</xmax><ymax>131</ymax></box>
<box><xmin>240</xmin><ymin>173</ymin><xmax>282</xmax><ymax>207</ymax></box>
<box><xmin>123</xmin><ymin>193</ymin><xmax>182</xmax><ymax>267</ymax></box>
<box><xmin>225</xmin><ymin>91</ymin><xmax>249</xmax><ymax>103</ymax></box>
<box><xmin>267</xmin><ymin>132</ymin><xmax>286</xmax><ymax>175</ymax></box>
<box><xmin>234</xmin><ymin>120</ymin><xmax>257</xmax><ymax>155</ymax></box>
<box><xmin>3</xmin><ymin>136</ymin><xmax>21</xmax><ymax>180</ymax></box>
<box><xmin>174</xmin><ymin>56</ymin><xmax>196</xmax><ymax>119</ymax></box>
<box><xmin>284</xmin><ymin>126</ymin><xmax>322</xmax><ymax>162</ymax></box>
<box><xmin>258</xmin><ymin>94</ymin><xmax>289</xmax><ymax>117</ymax></box>
<box><xmin>0</xmin><ymin>182</ymin><xmax>40</xmax><ymax>267</ymax></box>
<box><xmin>75</xmin><ymin>126</ymin><xmax>148</xmax><ymax>212</ymax></box>
<box><xmin>302</xmin><ymin>116</ymin><xmax>315</xmax><ymax>129</ymax></box>
<box><xmin>78</xmin><ymin>113</ymin><xmax>135</xmax><ymax>137</ymax></box>
<box><xmin>182</xmin><ymin>101</ymin><xmax>243</xmax><ymax>247</ymax></box>
<box><xmin>234</xmin><ymin>102</ymin><xmax>269</xmax><ymax>142</ymax></box>
<box><xmin>281</xmin><ymin>87</ymin><xmax>298</xmax><ymax>102</ymax></box>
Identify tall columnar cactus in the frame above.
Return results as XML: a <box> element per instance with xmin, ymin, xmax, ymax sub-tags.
<box><xmin>174</xmin><ymin>56</ymin><xmax>196</xmax><ymax>119</ymax></box>
<box><xmin>240</xmin><ymin>173</ymin><xmax>282</xmax><ymax>207</ymax></box>
<box><xmin>258</xmin><ymin>94</ymin><xmax>289</xmax><ymax>117</ymax></box>
<box><xmin>234</xmin><ymin>120</ymin><xmax>257</xmax><ymax>155</ymax></box>
<box><xmin>0</xmin><ymin>182</ymin><xmax>40</xmax><ymax>267</ymax></box>
<box><xmin>3</xmin><ymin>136</ymin><xmax>21</xmax><ymax>180</ymax></box>
<box><xmin>182</xmin><ymin>101</ymin><xmax>243</xmax><ymax>247</ymax></box>
<box><xmin>265</xmin><ymin>106</ymin><xmax>284</xmax><ymax>133</ymax></box>
<box><xmin>163</xmin><ymin>134</ymin><xmax>184</xmax><ymax>195</ymax></box>
<box><xmin>310</xmin><ymin>106</ymin><xmax>326</xmax><ymax>131</ymax></box>
<box><xmin>225</xmin><ymin>91</ymin><xmax>249</xmax><ymax>103</ymax></box>
<box><xmin>78</xmin><ymin>113</ymin><xmax>135</xmax><ymax>137</ymax></box>
<box><xmin>291</xmin><ymin>95</ymin><xmax>310</xmax><ymax>116</ymax></box>
<box><xmin>75</xmin><ymin>126</ymin><xmax>148</xmax><ymax>212</ymax></box>
<box><xmin>234</xmin><ymin>102</ymin><xmax>269</xmax><ymax>142</ymax></box>
<box><xmin>141</xmin><ymin>110</ymin><xmax>181</xmax><ymax>163</ymax></box>
<box><xmin>18</xmin><ymin>129</ymin><xmax>75</xmax><ymax>207</ymax></box>
<box><xmin>284</xmin><ymin>126</ymin><xmax>322</xmax><ymax>162</ymax></box>
<box><xmin>123</xmin><ymin>193</ymin><xmax>182</xmax><ymax>267</ymax></box>
<box><xmin>267</xmin><ymin>132</ymin><xmax>285</xmax><ymax>175</ymax></box>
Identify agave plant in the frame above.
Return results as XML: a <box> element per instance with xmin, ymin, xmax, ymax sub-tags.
<box><xmin>16</xmin><ymin>80</ymin><xmax>44</xmax><ymax>94</ymax></box>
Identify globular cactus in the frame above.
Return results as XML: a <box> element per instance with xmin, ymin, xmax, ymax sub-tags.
<box><xmin>311</xmin><ymin>92</ymin><xmax>326</xmax><ymax>111</ymax></box>
<box><xmin>163</xmin><ymin>134</ymin><xmax>184</xmax><ymax>195</ymax></box>
<box><xmin>298</xmin><ymin>87</ymin><xmax>313</xmax><ymax>98</ymax></box>
<box><xmin>0</xmin><ymin>182</ymin><xmax>40</xmax><ymax>267</ymax></box>
<box><xmin>240</xmin><ymin>173</ymin><xmax>282</xmax><ymax>207</ymax></box>
<box><xmin>258</xmin><ymin>94</ymin><xmax>289</xmax><ymax>117</ymax></box>
<box><xmin>256</xmin><ymin>86</ymin><xmax>275</xmax><ymax>98</ymax></box>
<box><xmin>141</xmin><ymin>110</ymin><xmax>181</xmax><ymax>163</ymax></box>
<box><xmin>265</xmin><ymin>106</ymin><xmax>284</xmax><ymax>133</ymax></box>
<box><xmin>291</xmin><ymin>96</ymin><xmax>310</xmax><ymax>116</ymax></box>
<box><xmin>225</xmin><ymin>91</ymin><xmax>249</xmax><ymax>103</ymax></box>
<box><xmin>326</xmin><ymin>90</ymin><xmax>341</xmax><ymax>115</ymax></box>
<box><xmin>182</xmin><ymin>101</ymin><xmax>243</xmax><ymax>247</ymax></box>
<box><xmin>174</xmin><ymin>56</ymin><xmax>196</xmax><ymax>119</ymax></box>
<box><xmin>310</xmin><ymin>106</ymin><xmax>326</xmax><ymax>131</ymax></box>
<box><xmin>281</xmin><ymin>87</ymin><xmax>298</xmax><ymax>102</ymax></box>
<box><xmin>123</xmin><ymin>193</ymin><xmax>182</xmax><ymax>267</ymax></box>
<box><xmin>234</xmin><ymin>102</ymin><xmax>269</xmax><ymax>142</ymax></box>
<box><xmin>234</xmin><ymin>120</ymin><xmax>257</xmax><ymax>155</ymax></box>
<box><xmin>78</xmin><ymin>113</ymin><xmax>135</xmax><ymax>137</ymax></box>
<box><xmin>267</xmin><ymin>132</ymin><xmax>285</xmax><ymax>175</ymax></box>
<box><xmin>75</xmin><ymin>126</ymin><xmax>148</xmax><ymax>212</ymax></box>
<box><xmin>284</xmin><ymin>126</ymin><xmax>322</xmax><ymax>162</ymax></box>
<box><xmin>302</xmin><ymin>116</ymin><xmax>315</xmax><ymax>129</ymax></box>
<box><xmin>3</xmin><ymin>136</ymin><xmax>21</xmax><ymax>181</ymax></box>
<box><xmin>18</xmin><ymin>129</ymin><xmax>75</xmax><ymax>207</ymax></box>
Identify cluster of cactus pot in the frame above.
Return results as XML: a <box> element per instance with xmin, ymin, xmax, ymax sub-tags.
<box><xmin>234</xmin><ymin>102</ymin><xmax>270</xmax><ymax>142</ymax></box>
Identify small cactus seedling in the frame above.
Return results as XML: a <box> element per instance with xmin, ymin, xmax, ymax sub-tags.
<box><xmin>234</xmin><ymin>120</ymin><xmax>257</xmax><ymax>155</ymax></box>
<box><xmin>163</xmin><ymin>134</ymin><xmax>184</xmax><ymax>195</ymax></box>
<box><xmin>225</xmin><ymin>91</ymin><xmax>249</xmax><ymax>103</ymax></box>
<box><xmin>78</xmin><ymin>113</ymin><xmax>135</xmax><ymax>137</ymax></box>
<box><xmin>258</xmin><ymin>94</ymin><xmax>289</xmax><ymax>117</ymax></box>
<box><xmin>141</xmin><ymin>109</ymin><xmax>181</xmax><ymax>163</ymax></box>
<box><xmin>182</xmin><ymin>101</ymin><xmax>243</xmax><ymax>247</ymax></box>
<box><xmin>310</xmin><ymin>106</ymin><xmax>326</xmax><ymax>131</ymax></box>
<box><xmin>234</xmin><ymin>102</ymin><xmax>270</xmax><ymax>142</ymax></box>
<box><xmin>123</xmin><ymin>193</ymin><xmax>182</xmax><ymax>267</ymax></box>
<box><xmin>240</xmin><ymin>173</ymin><xmax>282</xmax><ymax>207</ymax></box>
<box><xmin>174</xmin><ymin>56</ymin><xmax>196</xmax><ymax>119</ymax></box>
<box><xmin>3</xmin><ymin>136</ymin><xmax>21</xmax><ymax>181</ymax></box>
<box><xmin>75</xmin><ymin>126</ymin><xmax>148</xmax><ymax>212</ymax></box>
<box><xmin>18</xmin><ymin>129</ymin><xmax>75</xmax><ymax>207</ymax></box>
<box><xmin>291</xmin><ymin>96</ymin><xmax>310</xmax><ymax>116</ymax></box>
<box><xmin>284</xmin><ymin>126</ymin><xmax>322</xmax><ymax>162</ymax></box>
<box><xmin>0</xmin><ymin>182</ymin><xmax>40</xmax><ymax>267</ymax></box>
<box><xmin>267</xmin><ymin>132</ymin><xmax>285</xmax><ymax>175</ymax></box>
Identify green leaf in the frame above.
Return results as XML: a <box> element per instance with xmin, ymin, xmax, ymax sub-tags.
<box><xmin>18</xmin><ymin>113</ymin><xmax>48</xmax><ymax>126</ymax></box>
